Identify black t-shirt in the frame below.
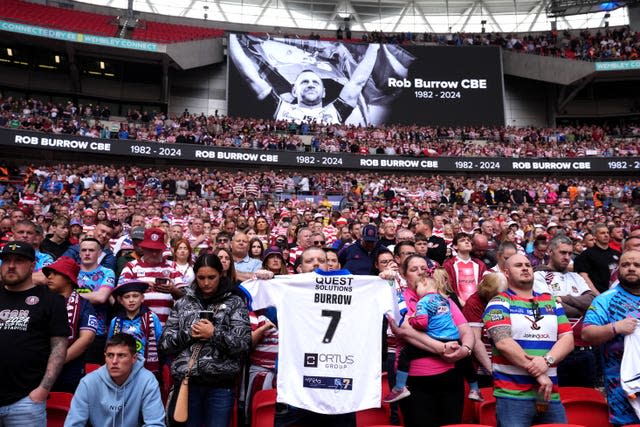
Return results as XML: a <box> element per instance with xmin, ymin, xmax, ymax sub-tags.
<box><xmin>41</xmin><ymin>237</ymin><xmax>71</xmax><ymax>260</ymax></box>
<box><xmin>574</xmin><ymin>245</ymin><xmax>621</xmax><ymax>293</ymax></box>
<box><xmin>427</xmin><ymin>235</ymin><xmax>447</xmax><ymax>266</ymax></box>
<box><xmin>0</xmin><ymin>285</ymin><xmax>69</xmax><ymax>406</ymax></box>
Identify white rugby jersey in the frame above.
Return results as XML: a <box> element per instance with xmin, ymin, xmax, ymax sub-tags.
<box><xmin>243</xmin><ymin>269</ymin><xmax>399</xmax><ymax>414</ymax></box>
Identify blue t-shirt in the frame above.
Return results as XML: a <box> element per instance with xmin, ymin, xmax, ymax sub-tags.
<box><xmin>77</xmin><ymin>265</ymin><xmax>115</xmax><ymax>336</ymax></box>
<box><xmin>414</xmin><ymin>293</ymin><xmax>460</xmax><ymax>341</ymax></box>
<box><xmin>584</xmin><ymin>286</ymin><xmax>640</xmax><ymax>426</ymax></box>
<box><xmin>108</xmin><ymin>309</ymin><xmax>163</xmax><ymax>365</ymax></box>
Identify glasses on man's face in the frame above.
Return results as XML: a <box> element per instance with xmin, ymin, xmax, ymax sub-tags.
<box><xmin>378</xmin><ymin>259</ymin><xmax>394</xmax><ymax>265</ymax></box>
<box><xmin>217</xmin><ymin>238</ymin><xmax>229</xmax><ymax>243</ymax></box>
<box><xmin>313</xmin><ymin>240</ymin><xmax>326</xmax><ymax>246</ymax></box>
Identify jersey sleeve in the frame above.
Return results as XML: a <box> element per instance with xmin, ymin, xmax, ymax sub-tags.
<box><xmin>461</xmin><ymin>295</ymin><xmax>484</xmax><ymax>327</ymax></box>
<box><xmin>554</xmin><ymin>300</ymin><xmax>571</xmax><ymax>335</ymax></box>
<box><xmin>80</xmin><ymin>300</ymin><xmax>98</xmax><ymax>334</ymax></box>
<box><xmin>450</xmin><ymin>298</ymin><xmax>468</xmax><ymax>325</ymax></box>
<box><xmin>533</xmin><ymin>272</ymin><xmax>551</xmax><ymax>294</ymax></box>
<box><xmin>583</xmin><ymin>293</ymin><xmax>611</xmax><ymax>327</ymax></box>
<box><xmin>152</xmin><ymin>312</ymin><xmax>163</xmax><ymax>339</ymax></box>
<box><xmin>243</xmin><ymin>278</ymin><xmax>281</xmax><ymax>311</ymax></box>
<box><xmin>483</xmin><ymin>294</ymin><xmax>511</xmax><ymax>330</ymax></box>
<box><xmin>101</xmin><ymin>268</ymin><xmax>116</xmax><ymax>290</ymax></box>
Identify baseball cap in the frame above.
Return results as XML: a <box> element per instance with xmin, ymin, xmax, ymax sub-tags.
<box><xmin>547</xmin><ymin>222</ymin><xmax>559</xmax><ymax>230</ymax></box>
<box><xmin>139</xmin><ymin>228</ymin><xmax>166</xmax><ymax>251</ymax></box>
<box><xmin>43</xmin><ymin>256</ymin><xmax>79</xmax><ymax>286</ymax></box>
<box><xmin>112</xmin><ymin>278</ymin><xmax>149</xmax><ymax>297</ymax></box>
<box><xmin>362</xmin><ymin>224</ymin><xmax>378</xmax><ymax>242</ymax></box>
<box><xmin>0</xmin><ymin>241</ymin><xmax>35</xmax><ymax>261</ymax></box>
<box><xmin>263</xmin><ymin>246</ymin><xmax>285</xmax><ymax>261</ymax></box>
<box><xmin>130</xmin><ymin>226</ymin><xmax>145</xmax><ymax>241</ymax></box>
<box><xmin>70</xmin><ymin>218</ymin><xmax>82</xmax><ymax>226</ymax></box>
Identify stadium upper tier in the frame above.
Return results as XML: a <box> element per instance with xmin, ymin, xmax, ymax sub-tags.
<box><xmin>1</xmin><ymin>98</ymin><xmax>640</xmax><ymax>163</ymax></box>
<box><xmin>0</xmin><ymin>0</ymin><xmax>224</xmax><ymax>42</ymax></box>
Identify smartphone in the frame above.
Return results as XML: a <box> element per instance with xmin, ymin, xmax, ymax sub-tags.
<box><xmin>155</xmin><ymin>277</ymin><xmax>169</xmax><ymax>286</ymax></box>
<box><xmin>199</xmin><ymin>311</ymin><xmax>214</xmax><ymax>321</ymax></box>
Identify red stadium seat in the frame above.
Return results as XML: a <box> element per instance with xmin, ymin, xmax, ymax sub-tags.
<box><xmin>559</xmin><ymin>387</ymin><xmax>606</xmax><ymax>403</ymax></box>
<box><xmin>356</xmin><ymin>406</ymin><xmax>391</xmax><ymax>427</ymax></box>
<box><xmin>251</xmin><ymin>389</ymin><xmax>276</xmax><ymax>427</ymax></box>
<box><xmin>85</xmin><ymin>363</ymin><xmax>101</xmax><ymax>374</ymax></box>
<box><xmin>461</xmin><ymin>380</ymin><xmax>478</xmax><ymax>423</ymax></box>
<box><xmin>532</xmin><ymin>424</ymin><xmax>586</xmax><ymax>427</ymax></box>
<box><xmin>442</xmin><ymin>425</ymin><xmax>494</xmax><ymax>427</ymax></box>
<box><xmin>476</xmin><ymin>390</ymin><xmax>496</xmax><ymax>427</ymax></box>
<box><xmin>562</xmin><ymin>398</ymin><xmax>613</xmax><ymax>427</ymax></box>
<box><xmin>47</xmin><ymin>392</ymin><xmax>73</xmax><ymax>427</ymax></box>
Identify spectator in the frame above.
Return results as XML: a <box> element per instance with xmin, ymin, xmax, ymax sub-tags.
<box><xmin>574</xmin><ymin>223</ymin><xmax>620</xmax><ymax>293</ymax></box>
<box><xmin>231</xmin><ymin>231</ymin><xmax>262</xmax><ymax>281</ymax></box>
<box><xmin>76</xmin><ymin>237</ymin><xmax>116</xmax><ymax>364</ymax></box>
<box><xmin>44</xmin><ymin>256</ymin><xmax>97</xmax><ymax>392</ymax></box>
<box><xmin>483</xmin><ymin>254</ymin><xmax>574</xmax><ymax>427</ymax></box>
<box><xmin>161</xmin><ymin>254</ymin><xmax>251</xmax><ymax>427</ymax></box>
<box><xmin>339</xmin><ymin>224</ymin><xmax>385</xmax><ymax>274</ymax></box>
<box><xmin>63</xmin><ymin>219</ymin><xmax>116</xmax><ymax>272</ymax></box>
<box><xmin>533</xmin><ymin>235</ymin><xmax>596</xmax><ymax>387</ymax></box>
<box><xmin>0</xmin><ymin>242</ymin><xmax>68</xmax><ymax>426</ymax></box>
<box><xmin>389</xmin><ymin>255</ymin><xmax>474</xmax><ymax>427</ymax></box>
<box><xmin>9</xmin><ymin>219</ymin><xmax>53</xmax><ymax>284</ymax></box>
<box><xmin>119</xmin><ymin>228</ymin><xmax>185</xmax><ymax>326</ymax></box>
<box><xmin>65</xmin><ymin>333</ymin><xmax>165</xmax><ymax>427</ymax></box>
<box><xmin>582</xmin><ymin>250</ymin><xmax>640</xmax><ymax>426</ymax></box>
<box><xmin>41</xmin><ymin>216</ymin><xmax>71</xmax><ymax>260</ymax></box>
<box><xmin>108</xmin><ymin>279</ymin><xmax>163</xmax><ymax>376</ymax></box>
<box><xmin>443</xmin><ymin>233</ymin><xmax>488</xmax><ymax>305</ymax></box>
<box><xmin>172</xmin><ymin>238</ymin><xmax>195</xmax><ymax>285</ymax></box>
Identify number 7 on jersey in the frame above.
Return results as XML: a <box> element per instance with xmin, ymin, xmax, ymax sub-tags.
<box><xmin>321</xmin><ymin>310</ymin><xmax>341</xmax><ymax>343</ymax></box>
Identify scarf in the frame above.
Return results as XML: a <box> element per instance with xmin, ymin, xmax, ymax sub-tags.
<box><xmin>66</xmin><ymin>291</ymin><xmax>82</xmax><ymax>343</ymax></box>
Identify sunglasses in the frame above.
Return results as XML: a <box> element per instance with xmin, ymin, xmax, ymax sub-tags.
<box><xmin>313</xmin><ymin>240</ymin><xmax>326</xmax><ymax>245</ymax></box>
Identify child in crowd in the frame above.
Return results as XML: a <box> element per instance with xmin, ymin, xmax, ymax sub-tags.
<box><xmin>108</xmin><ymin>279</ymin><xmax>163</xmax><ymax>376</ymax></box>
<box><xmin>384</xmin><ymin>269</ymin><xmax>482</xmax><ymax>402</ymax></box>
<box><xmin>44</xmin><ymin>256</ymin><xmax>98</xmax><ymax>392</ymax></box>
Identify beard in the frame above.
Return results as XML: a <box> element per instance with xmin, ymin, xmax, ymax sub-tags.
<box><xmin>1</xmin><ymin>270</ymin><xmax>31</xmax><ymax>288</ymax></box>
<box><xmin>619</xmin><ymin>275</ymin><xmax>640</xmax><ymax>291</ymax></box>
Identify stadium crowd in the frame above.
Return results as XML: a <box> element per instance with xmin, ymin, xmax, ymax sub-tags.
<box><xmin>2</xmin><ymin>159</ymin><xmax>640</xmax><ymax>426</ymax></box>
<box><xmin>365</xmin><ymin>26</ymin><xmax>640</xmax><ymax>61</ymax></box>
<box><xmin>2</xmin><ymin>96</ymin><xmax>640</xmax><ymax>158</ymax></box>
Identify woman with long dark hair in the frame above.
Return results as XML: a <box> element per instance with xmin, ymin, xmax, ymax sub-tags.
<box><xmin>160</xmin><ymin>254</ymin><xmax>251</xmax><ymax>427</ymax></box>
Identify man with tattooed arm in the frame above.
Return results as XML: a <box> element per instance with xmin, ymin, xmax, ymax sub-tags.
<box><xmin>0</xmin><ymin>241</ymin><xmax>68</xmax><ymax>425</ymax></box>
<box><xmin>483</xmin><ymin>254</ymin><xmax>574</xmax><ymax>427</ymax></box>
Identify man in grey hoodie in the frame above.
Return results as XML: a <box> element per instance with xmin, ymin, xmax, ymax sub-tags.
<box><xmin>64</xmin><ymin>333</ymin><xmax>165</xmax><ymax>427</ymax></box>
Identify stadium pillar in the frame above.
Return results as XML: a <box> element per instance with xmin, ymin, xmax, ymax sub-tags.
<box><xmin>629</xmin><ymin>3</ymin><xmax>640</xmax><ymax>32</ymax></box>
<box><xmin>161</xmin><ymin>56</ymin><xmax>169</xmax><ymax>103</ymax></box>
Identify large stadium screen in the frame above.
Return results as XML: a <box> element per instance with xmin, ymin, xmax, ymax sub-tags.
<box><xmin>227</xmin><ymin>33</ymin><xmax>505</xmax><ymax>127</ymax></box>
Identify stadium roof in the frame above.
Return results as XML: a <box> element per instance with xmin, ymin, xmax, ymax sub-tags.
<box><xmin>75</xmin><ymin>0</ymin><xmax>629</xmax><ymax>33</ymax></box>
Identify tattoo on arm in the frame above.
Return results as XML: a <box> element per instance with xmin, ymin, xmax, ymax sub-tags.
<box><xmin>39</xmin><ymin>336</ymin><xmax>68</xmax><ymax>391</ymax></box>
<box><xmin>489</xmin><ymin>325</ymin><xmax>512</xmax><ymax>344</ymax></box>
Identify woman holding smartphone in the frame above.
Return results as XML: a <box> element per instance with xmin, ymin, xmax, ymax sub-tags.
<box><xmin>160</xmin><ymin>254</ymin><xmax>251</xmax><ymax>427</ymax></box>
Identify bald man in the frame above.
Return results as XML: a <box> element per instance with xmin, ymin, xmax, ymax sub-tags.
<box><xmin>483</xmin><ymin>254</ymin><xmax>574</xmax><ymax>427</ymax></box>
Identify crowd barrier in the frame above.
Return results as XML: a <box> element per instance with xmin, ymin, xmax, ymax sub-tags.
<box><xmin>4</xmin><ymin>128</ymin><xmax>640</xmax><ymax>174</ymax></box>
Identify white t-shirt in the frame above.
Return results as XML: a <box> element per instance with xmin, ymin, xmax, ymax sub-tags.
<box><xmin>243</xmin><ymin>269</ymin><xmax>399</xmax><ymax>414</ymax></box>
<box><xmin>533</xmin><ymin>270</ymin><xmax>590</xmax><ymax>297</ymax></box>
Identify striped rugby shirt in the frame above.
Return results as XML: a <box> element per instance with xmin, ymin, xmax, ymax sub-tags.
<box><xmin>483</xmin><ymin>289</ymin><xmax>571</xmax><ymax>401</ymax></box>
